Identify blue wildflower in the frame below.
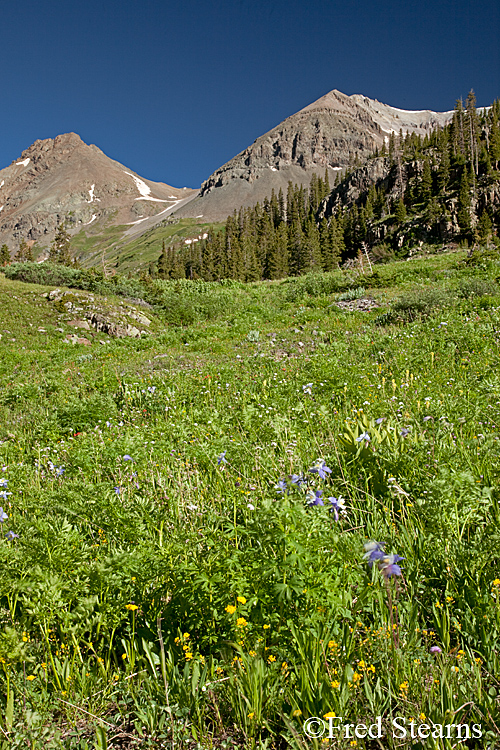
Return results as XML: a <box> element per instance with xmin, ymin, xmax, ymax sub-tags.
<box><xmin>328</xmin><ymin>496</ymin><xmax>346</xmax><ymax>522</ymax></box>
<box><xmin>290</xmin><ymin>473</ymin><xmax>307</xmax><ymax>488</ymax></box>
<box><xmin>302</xmin><ymin>383</ymin><xmax>313</xmax><ymax>395</ymax></box>
<box><xmin>275</xmin><ymin>479</ymin><xmax>288</xmax><ymax>495</ymax></box>
<box><xmin>114</xmin><ymin>486</ymin><xmax>121</xmax><ymax>495</ymax></box>
<box><xmin>309</xmin><ymin>459</ymin><xmax>332</xmax><ymax>480</ymax></box>
<box><xmin>56</xmin><ymin>466</ymin><xmax>65</xmax><ymax>476</ymax></box>
<box><xmin>0</xmin><ymin>508</ymin><xmax>8</xmax><ymax>524</ymax></box>
<box><xmin>0</xmin><ymin>479</ymin><xmax>7</xmax><ymax>488</ymax></box>
<box><xmin>0</xmin><ymin>491</ymin><xmax>11</xmax><ymax>501</ymax></box>
<box><xmin>5</xmin><ymin>531</ymin><xmax>18</xmax><ymax>540</ymax></box>
<box><xmin>375</xmin><ymin>417</ymin><xmax>385</xmax><ymax>425</ymax></box>
<box><xmin>356</xmin><ymin>432</ymin><xmax>371</xmax><ymax>443</ymax></box>
<box><xmin>217</xmin><ymin>451</ymin><xmax>227</xmax><ymax>465</ymax></box>
<box><xmin>147</xmin><ymin>386</ymin><xmax>156</xmax><ymax>394</ymax></box>
<box><xmin>363</xmin><ymin>541</ymin><xmax>386</xmax><ymax>567</ymax></box>
<box><xmin>400</xmin><ymin>428</ymin><xmax>410</xmax><ymax>438</ymax></box>
<box><xmin>123</xmin><ymin>455</ymin><xmax>134</xmax><ymax>461</ymax></box>
<box><xmin>379</xmin><ymin>554</ymin><xmax>404</xmax><ymax>578</ymax></box>
<box><xmin>306</xmin><ymin>489</ymin><xmax>324</xmax><ymax>506</ymax></box>
<box><xmin>423</xmin><ymin>416</ymin><xmax>433</xmax><ymax>422</ymax></box>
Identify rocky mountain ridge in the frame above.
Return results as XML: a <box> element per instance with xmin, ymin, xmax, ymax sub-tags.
<box><xmin>174</xmin><ymin>89</ymin><xmax>455</xmax><ymax>221</ymax></box>
<box><xmin>0</xmin><ymin>132</ymin><xmax>196</xmax><ymax>256</ymax></box>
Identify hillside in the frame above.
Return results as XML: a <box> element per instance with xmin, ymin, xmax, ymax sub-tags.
<box><xmin>1</xmin><ymin>250</ymin><xmax>500</xmax><ymax>746</ymax></box>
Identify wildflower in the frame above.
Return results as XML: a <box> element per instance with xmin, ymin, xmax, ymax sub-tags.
<box><xmin>267</xmin><ymin>654</ymin><xmax>276</xmax><ymax>663</ymax></box>
<box><xmin>309</xmin><ymin>459</ymin><xmax>332</xmax><ymax>480</ymax></box>
<box><xmin>290</xmin><ymin>473</ymin><xmax>307</xmax><ymax>488</ymax></box>
<box><xmin>302</xmin><ymin>383</ymin><xmax>313</xmax><ymax>394</ymax></box>
<box><xmin>419</xmin><ymin>713</ymin><xmax>426</xmax><ymax>722</ymax></box>
<box><xmin>249</xmin><ymin>650</ymin><xmax>256</xmax><ymax>657</ymax></box>
<box><xmin>355</xmin><ymin>432</ymin><xmax>370</xmax><ymax>442</ymax></box>
<box><xmin>363</xmin><ymin>541</ymin><xmax>386</xmax><ymax>567</ymax></box>
<box><xmin>275</xmin><ymin>479</ymin><xmax>288</xmax><ymax>494</ymax></box>
<box><xmin>375</xmin><ymin>417</ymin><xmax>385</xmax><ymax>424</ymax></box>
<box><xmin>56</xmin><ymin>466</ymin><xmax>65</xmax><ymax>476</ymax></box>
<box><xmin>423</xmin><ymin>415</ymin><xmax>433</xmax><ymax>422</ymax></box>
<box><xmin>379</xmin><ymin>554</ymin><xmax>404</xmax><ymax>578</ymax></box>
<box><xmin>247</xmin><ymin>503</ymin><xmax>255</xmax><ymax>510</ymax></box>
<box><xmin>26</xmin><ymin>675</ymin><xmax>36</xmax><ymax>681</ymax></box>
<box><xmin>306</xmin><ymin>489</ymin><xmax>324</xmax><ymax>506</ymax></box>
<box><xmin>248</xmin><ymin>712</ymin><xmax>255</xmax><ymax>719</ymax></box>
<box><xmin>0</xmin><ymin>491</ymin><xmax>11</xmax><ymax>502</ymax></box>
<box><xmin>324</xmin><ymin>711</ymin><xmax>337</xmax><ymax>719</ymax></box>
<box><xmin>125</xmin><ymin>603</ymin><xmax>138</xmax><ymax>611</ymax></box>
<box><xmin>236</xmin><ymin>617</ymin><xmax>247</xmax><ymax>628</ymax></box>
<box><xmin>293</xmin><ymin>709</ymin><xmax>302</xmax><ymax>717</ymax></box>
<box><xmin>114</xmin><ymin>486</ymin><xmax>121</xmax><ymax>495</ymax></box>
<box><xmin>0</xmin><ymin>479</ymin><xmax>7</xmax><ymax>488</ymax></box>
<box><xmin>263</xmin><ymin>624</ymin><xmax>270</xmax><ymax>630</ymax></box>
<box><xmin>225</xmin><ymin>605</ymin><xmax>236</xmax><ymax>614</ymax></box>
<box><xmin>0</xmin><ymin>508</ymin><xmax>7</xmax><ymax>524</ymax></box>
<box><xmin>236</xmin><ymin>596</ymin><xmax>247</xmax><ymax>604</ymax></box>
<box><xmin>400</xmin><ymin>428</ymin><xmax>410</xmax><ymax>438</ymax></box>
<box><xmin>5</xmin><ymin>530</ymin><xmax>19</xmax><ymax>540</ymax></box>
<box><xmin>430</xmin><ymin>646</ymin><xmax>442</xmax><ymax>654</ymax></box>
<box><xmin>217</xmin><ymin>451</ymin><xmax>227</xmax><ymax>465</ymax></box>
<box><xmin>123</xmin><ymin>455</ymin><xmax>134</xmax><ymax>461</ymax></box>
<box><xmin>328</xmin><ymin>496</ymin><xmax>346</xmax><ymax>521</ymax></box>
<box><xmin>185</xmin><ymin>652</ymin><xmax>193</xmax><ymax>660</ymax></box>
<box><xmin>399</xmin><ymin>680</ymin><xmax>409</xmax><ymax>694</ymax></box>
<box><xmin>492</xmin><ymin>579</ymin><xmax>500</xmax><ymax>587</ymax></box>
<box><xmin>331</xmin><ymin>680</ymin><xmax>340</xmax><ymax>688</ymax></box>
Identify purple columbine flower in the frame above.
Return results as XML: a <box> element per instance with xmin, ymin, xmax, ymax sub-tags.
<box><xmin>0</xmin><ymin>491</ymin><xmax>11</xmax><ymax>501</ymax></box>
<box><xmin>123</xmin><ymin>455</ymin><xmax>134</xmax><ymax>461</ymax></box>
<box><xmin>56</xmin><ymin>466</ymin><xmax>65</xmax><ymax>476</ymax></box>
<box><xmin>379</xmin><ymin>554</ymin><xmax>404</xmax><ymax>578</ymax></box>
<box><xmin>430</xmin><ymin>646</ymin><xmax>442</xmax><ymax>654</ymax></box>
<box><xmin>363</xmin><ymin>541</ymin><xmax>386</xmax><ymax>567</ymax></box>
<box><xmin>275</xmin><ymin>479</ymin><xmax>288</xmax><ymax>495</ymax></box>
<box><xmin>114</xmin><ymin>486</ymin><xmax>121</xmax><ymax>495</ymax></box>
<box><xmin>217</xmin><ymin>451</ymin><xmax>227</xmax><ymax>465</ymax></box>
<box><xmin>5</xmin><ymin>530</ymin><xmax>18</xmax><ymax>540</ymax></box>
<box><xmin>356</xmin><ymin>432</ymin><xmax>371</xmax><ymax>443</ymax></box>
<box><xmin>290</xmin><ymin>474</ymin><xmax>307</xmax><ymax>488</ymax></box>
<box><xmin>0</xmin><ymin>479</ymin><xmax>7</xmax><ymax>488</ymax></box>
<box><xmin>309</xmin><ymin>460</ymin><xmax>332</xmax><ymax>480</ymax></box>
<box><xmin>329</xmin><ymin>496</ymin><xmax>346</xmax><ymax>521</ymax></box>
<box><xmin>0</xmin><ymin>508</ymin><xmax>8</xmax><ymax>524</ymax></box>
<box><xmin>306</xmin><ymin>489</ymin><xmax>324</xmax><ymax>506</ymax></box>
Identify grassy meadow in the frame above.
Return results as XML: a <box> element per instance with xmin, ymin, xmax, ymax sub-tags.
<box><xmin>0</xmin><ymin>248</ymin><xmax>500</xmax><ymax>749</ymax></box>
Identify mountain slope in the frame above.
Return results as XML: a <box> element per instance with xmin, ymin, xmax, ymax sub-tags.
<box><xmin>0</xmin><ymin>133</ymin><xmax>197</xmax><ymax>256</ymax></box>
<box><xmin>174</xmin><ymin>89</ymin><xmax>454</xmax><ymax>221</ymax></box>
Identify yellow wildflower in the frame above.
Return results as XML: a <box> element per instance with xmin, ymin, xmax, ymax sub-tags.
<box><xmin>419</xmin><ymin>713</ymin><xmax>426</xmax><ymax>721</ymax></box>
<box><xmin>293</xmin><ymin>709</ymin><xmax>302</xmax><ymax>717</ymax></box>
<box><xmin>324</xmin><ymin>711</ymin><xmax>337</xmax><ymax>719</ymax></box>
<box><xmin>225</xmin><ymin>605</ymin><xmax>236</xmax><ymax>614</ymax></box>
<box><xmin>267</xmin><ymin>654</ymin><xmax>276</xmax><ymax>663</ymax></box>
<box><xmin>26</xmin><ymin>675</ymin><xmax>36</xmax><ymax>681</ymax></box>
<box><xmin>236</xmin><ymin>617</ymin><xmax>248</xmax><ymax>628</ymax></box>
<box><xmin>185</xmin><ymin>652</ymin><xmax>193</xmax><ymax>660</ymax></box>
<box><xmin>331</xmin><ymin>680</ymin><xmax>340</xmax><ymax>688</ymax></box>
<box><xmin>248</xmin><ymin>712</ymin><xmax>255</xmax><ymax>719</ymax></box>
<box><xmin>237</xmin><ymin>596</ymin><xmax>247</xmax><ymax>604</ymax></box>
<box><xmin>263</xmin><ymin>624</ymin><xmax>270</xmax><ymax>630</ymax></box>
<box><xmin>125</xmin><ymin>604</ymin><xmax>138</xmax><ymax>611</ymax></box>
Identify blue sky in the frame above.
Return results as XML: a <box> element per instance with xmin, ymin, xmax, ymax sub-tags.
<box><xmin>1</xmin><ymin>0</ymin><xmax>498</xmax><ymax>187</ymax></box>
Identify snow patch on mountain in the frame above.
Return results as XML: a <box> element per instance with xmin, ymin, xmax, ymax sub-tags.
<box><xmin>16</xmin><ymin>158</ymin><xmax>30</xmax><ymax>167</ymax></box>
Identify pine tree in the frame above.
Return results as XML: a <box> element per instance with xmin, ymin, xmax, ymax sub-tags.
<box><xmin>0</xmin><ymin>244</ymin><xmax>10</xmax><ymax>266</ymax></box>
<box><xmin>15</xmin><ymin>239</ymin><xmax>33</xmax><ymax>262</ymax></box>
<box><xmin>50</xmin><ymin>224</ymin><xmax>73</xmax><ymax>265</ymax></box>
<box><xmin>157</xmin><ymin>241</ymin><xmax>170</xmax><ymax>278</ymax></box>
<box><xmin>457</xmin><ymin>168</ymin><xmax>471</xmax><ymax>232</ymax></box>
<box><xmin>477</xmin><ymin>210</ymin><xmax>493</xmax><ymax>243</ymax></box>
<box><xmin>395</xmin><ymin>198</ymin><xmax>407</xmax><ymax>225</ymax></box>
<box><xmin>420</xmin><ymin>159</ymin><xmax>433</xmax><ymax>205</ymax></box>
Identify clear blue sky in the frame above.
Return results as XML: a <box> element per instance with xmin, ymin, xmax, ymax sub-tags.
<box><xmin>1</xmin><ymin>0</ymin><xmax>498</xmax><ymax>188</ymax></box>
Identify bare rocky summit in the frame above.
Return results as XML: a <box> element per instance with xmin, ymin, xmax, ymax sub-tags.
<box><xmin>175</xmin><ymin>89</ymin><xmax>454</xmax><ymax>221</ymax></box>
<box><xmin>0</xmin><ymin>133</ymin><xmax>196</xmax><ymax>255</ymax></box>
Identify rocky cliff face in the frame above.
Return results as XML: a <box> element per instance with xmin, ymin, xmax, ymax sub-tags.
<box><xmin>175</xmin><ymin>89</ymin><xmax>454</xmax><ymax>221</ymax></box>
<box><xmin>0</xmin><ymin>133</ymin><xmax>196</xmax><ymax>256</ymax></box>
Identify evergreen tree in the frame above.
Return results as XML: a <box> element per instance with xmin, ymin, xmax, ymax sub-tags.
<box><xmin>420</xmin><ymin>159</ymin><xmax>433</xmax><ymax>205</ymax></box>
<box><xmin>457</xmin><ymin>168</ymin><xmax>471</xmax><ymax>232</ymax></box>
<box><xmin>477</xmin><ymin>209</ymin><xmax>493</xmax><ymax>243</ymax></box>
<box><xmin>395</xmin><ymin>198</ymin><xmax>407</xmax><ymax>225</ymax></box>
<box><xmin>15</xmin><ymin>239</ymin><xmax>33</xmax><ymax>262</ymax></box>
<box><xmin>50</xmin><ymin>223</ymin><xmax>73</xmax><ymax>265</ymax></box>
<box><xmin>0</xmin><ymin>244</ymin><xmax>10</xmax><ymax>266</ymax></box>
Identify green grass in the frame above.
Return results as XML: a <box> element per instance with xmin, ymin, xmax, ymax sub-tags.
<box><xmin>1</xmin><ymin>250</ymin><xmax>500</xmax><ymax>749</ymax></box>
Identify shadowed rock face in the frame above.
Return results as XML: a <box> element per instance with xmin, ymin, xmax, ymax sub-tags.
<box><xmin>174</xmin><ymin>89</ymin><xmax>454</xmax><ymax>222</ymax></box>
<box><xmin>0</xmin><ymin>132</ymin><xmax>196</xmax><ymax>254</ymax></box>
